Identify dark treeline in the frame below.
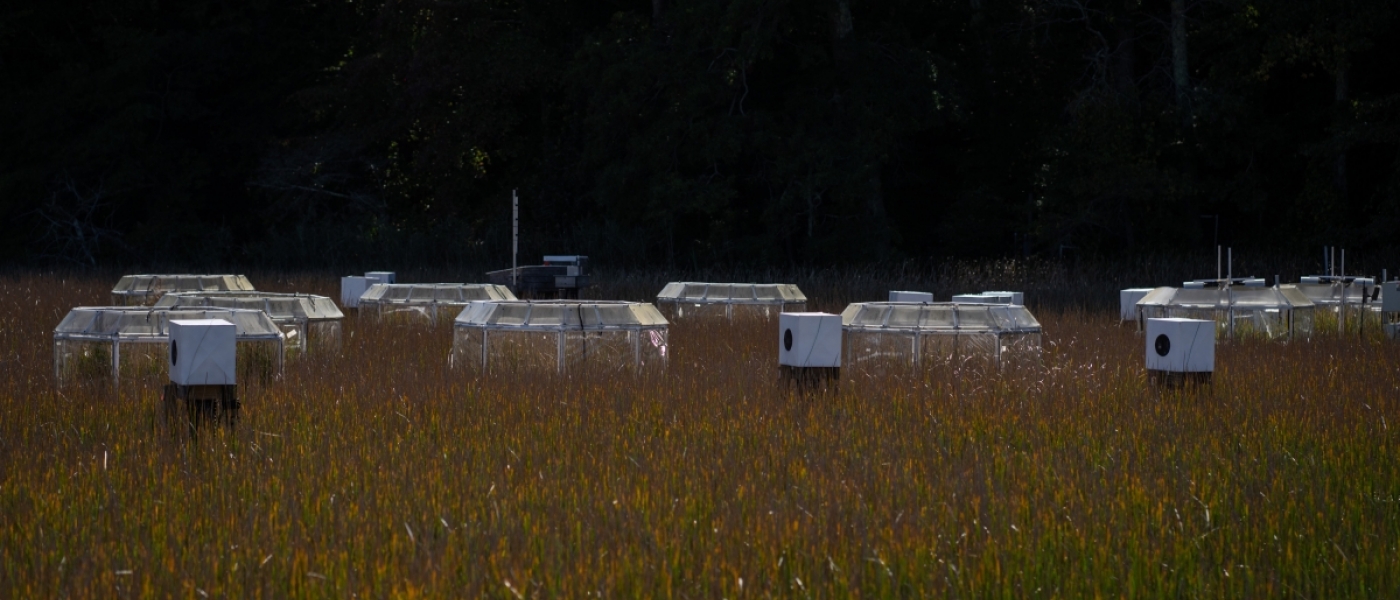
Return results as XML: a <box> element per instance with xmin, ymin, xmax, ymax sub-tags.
<box><xmin>3</xmin><ymin>0</ymin><xmax>1398</xmax><ymax>269</ymax></box>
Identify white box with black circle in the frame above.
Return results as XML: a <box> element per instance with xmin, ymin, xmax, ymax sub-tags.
<box><xmin>169</xmin><ymin>319</ymin><xmax>237</xmax><ymax>386</ymax></box>
<box><xmin>778</xmin><ymin>312</ymin><xmax>841</xmax><ymax>368</ymax></box>
<box><xmin>1145</xmin><ymin>318</ymin><xmax>1214</xmax><ymax>373</ymax></box>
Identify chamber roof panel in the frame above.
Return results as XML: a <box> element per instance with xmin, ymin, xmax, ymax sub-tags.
<box><xmin>841</xmin><ymin>302</ymin><xmax>1041</xmax><ymax>333</ymax></box>
<box><xmin>657</xmin><ymin>282</ymin><xmax>806</xmax><ymax>304</ymax></box>
<box><xmin>360</xmin><ymin>283</ymin><xmax>517</xmax><ymax>304</ymax></box>
<box><xmin>54</xmin><ymin>307</ymin><xmax>284</xmax><ymax>341</ymax></box>
<box><xmin>111</xmin><ymin>275</ymin><xmax>255</xmax><ymax>297</ymax></box>
<box><xmin>456</xmin><ymin>301</ymin><xmax>668</xmax><ymax>331</ymax></box>
<box><xmin>155</xmin><ymin>291</ymin><xmax>344</xmax><ymax>321</ymax></box>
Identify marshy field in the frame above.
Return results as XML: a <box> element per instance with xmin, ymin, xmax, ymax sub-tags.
<box><xmin>2</xmin><ymin>265</ymin><xmax>1398</xmax><ymax>597</ymax></box>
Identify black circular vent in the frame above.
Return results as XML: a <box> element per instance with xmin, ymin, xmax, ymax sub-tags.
<box><xmin>170</xmin><ymin>339</ymin><xmax>179</xmax><ymax>365</ymax></box>
<box><xmin>1154</xmin><ymin>334</ymin><xmax>1171</xmax><ymax>357</ymax></box>
<box><xmin>783</xmin><ymin>329</ymin><xmax>793</xmax><ymax>351</ymax></box>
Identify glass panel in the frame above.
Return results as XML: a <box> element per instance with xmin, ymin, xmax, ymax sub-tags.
<box><xmin>529</xmin><ymin>304</ymin><xmax>566</xmax><ymax>327</ymax></box>
<box><xmin>850</xmin><ymin>305</ymin><xmax>890</xmax><ymax>328</ymax></box>
<box><xmin>309</xmin><ymin>321</ymin><xmax>342</xmax><ymax>354</ymax></box>
<box><xmin>1000</xmin><ymin>332</ymin><xmax>1043</xmax><ymax>370</ymax></box>
<box><xmin>917</xmin><ymin>332</ymin><xmax>958</xmax><ymax>366</ymax></box>
<box><xmin>487</xmin><ymin>330</ymin><xmax>560</xmax><ymax>373</ymax></box>
<box><xmin>731</xmin><ymin>304</ymin><xmax>776</xmax><ymax>320</ymax></box>
<box><xmin>1294</xmin><ymin>308</ymin><xmax>1314</xmax><ymax>338</ymax></box>
<box><xmin>886</xmin><ymin>305</ymin><xmax>922</xmax><ymax>328</ymax></box>
<box><xmin>494</xmin><ymin>303</ymin><xmax>532</xmax><ymax>326</ymax></box>
<box><xmin>957</xmin><ymin>308</ymin><xmax>995</xmax><ymax>330</ymax></box>
<box><xmin>918</xmin><ymin>306</ymin><xmax>956</xmax><ymax>329</ymax></box>
<box><xmin>594</xmin><ymin>304</ymin><xmax>634</xmax><ymax>326</ymax></box>
<box><xmin>1007</xmin><ymin>306</ymin><xmax>1042</xmax><ymax>329</ymax></box>
<box><xmin>678</xmin><ymin>303</ymin><xmax>728</xmax><ymax>319</ymax></box>
<box><xmin>55</xmin><ymin>340</ymin><xmax>114</xmax><ymax>381</ymax></box>
<box><xmin>844</xmin><ymin>331</ymin><xmax>916</xmax><ymax>377</ymax></box>
<box><xmin>639</xmin><ymin>329</ymin><xmax>667</xmax><ymax>371</ymax></box>
<box><xmin>959</xmin><ymin>332</ymin><xmax>999</xmax><ymax>358</ymax></box>
<box><xmin>278</xmin><ymin>323</ymin><xmax>305</xmax><ymax>355</ymax></box>
<box><xmin>451</xmin><ymin>327</ymin><xmax>487</xmax><ymax>372</ymax></box>
<box><xmin>379</xmin><ymin>305</ymin><xmax>437</xmax><ymax>324</ymax></box>
<box><xmin>564</xmin><ymin>330</ymin><xmax>635</xmax><ymax>373</ymax></box>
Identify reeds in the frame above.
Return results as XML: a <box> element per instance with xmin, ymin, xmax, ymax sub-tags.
<box><xmin>1</xmin><ymin>271</ymin><xmax>1398</xmax><ymax>597</ymax></box>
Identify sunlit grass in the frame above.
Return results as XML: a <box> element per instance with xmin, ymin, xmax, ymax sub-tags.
<box><xmin>0</xmin><ymin>272</ymin><xmax>1397</xmax><ymax>597</ymax></box>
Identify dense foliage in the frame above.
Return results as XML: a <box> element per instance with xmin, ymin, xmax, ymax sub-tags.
<box><xmin>3</xmin><ymin>0</ymin><xmax>1398</xmax><ymax>267</ymax></box>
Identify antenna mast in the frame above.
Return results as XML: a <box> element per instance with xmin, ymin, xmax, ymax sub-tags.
<box><xmin>512</xmin><ymin>189</ymin><xmax>519</xmax><ymax>292</ymax></box>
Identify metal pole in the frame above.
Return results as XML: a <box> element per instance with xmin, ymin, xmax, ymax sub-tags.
<box><xmin>512</xmin><ymin>189</ymin><xmax>519</xmax><ymax>292</ymax></box>
<box><xmin>1217</xmin><ymin>246</ymin><xmax>1221</xmax><ymax>282</ymax></box>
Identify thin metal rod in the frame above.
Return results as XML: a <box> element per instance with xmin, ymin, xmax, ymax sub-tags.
<box><xmin>1217</xmin><ymin>246</ymin><xmax>1221</xmax><ymax>282</ymax></box>
<box><xmin>512</xmin><ymin>189</ymin><xmax>519</xmax><ymax>292</ymax></box>
<box><xmin>1340</xmin><ymin>248</ymin><xmax>1346</xmax><ymax>334</ymax></box>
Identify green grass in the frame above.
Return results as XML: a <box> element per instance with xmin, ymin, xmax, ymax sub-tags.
<box><xmin>1</xmin><ymin>271</ymin><xmax>1397</xmax><ymax>597</ymax></box>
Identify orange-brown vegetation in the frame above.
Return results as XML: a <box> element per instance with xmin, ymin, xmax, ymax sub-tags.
<box><xmin>1</xmin><ymin>270</ymin><xmax>1397</xmax><ymax>597</ymax></box>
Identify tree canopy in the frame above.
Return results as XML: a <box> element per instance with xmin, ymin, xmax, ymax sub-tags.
<box><xmin>3</xmin><ymin>0</ymin><xmax>1398</xmax><ymax>267</ymax></box>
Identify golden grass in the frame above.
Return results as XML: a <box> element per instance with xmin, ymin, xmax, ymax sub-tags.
<box><xmin>1</xmin><ymin>272</ymin><xmax>1398</xmax><ymax>597</ymax></box>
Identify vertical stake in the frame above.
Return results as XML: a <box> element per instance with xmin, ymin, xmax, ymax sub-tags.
<box><xmin>1217</xmin><ymin>246</ymin><xmax>1221</xmax><ymax>282</ymax></box>
<box><xmin>512</xmin><ymin>189</ymin><xmax>519</xmax><ymax>292</ymax></box>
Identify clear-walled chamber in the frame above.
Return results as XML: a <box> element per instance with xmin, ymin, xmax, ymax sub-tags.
<box><xmin>1135</xmin><ymin>285</ymin><xmax>1315</xmax><ymax>340</ymax></box>
<box><xmin>109</xmin><ymin>275</ymin><xmax>256</xmax><ymax>306</ymax></box>
<box><xmin>841</xmin><ymin>302</ymin><xmax>1043</xmax><ymax>373</ymax></box>
<box><xmin>452</xmin><ymin>301</ymin><xmax>668</xmax><ymax>374</ymax></box>
<box><xmin>156</xmin><ymin>291</ymin><xmax>344</xmax><ymax>355</ymax></box>
<box><xmin>358</xmin><ymin>283</ymin><xmax>517</xmax><ymax>323</ymax></box>
<box><xmin>655</xmin><ymin>282</ymin><xmax>807</xmax><ymax>320</ymax></box>
<box><xmin>53</xmin><ymin>307</ymin><xmax>285</xmax><ymax>384</ymax></box>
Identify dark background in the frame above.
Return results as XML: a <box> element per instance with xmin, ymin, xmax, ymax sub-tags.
<box><xmin>3</xmin><ymin>0</ymin><xmax>1398</xmax><ymax>270</ymax></box>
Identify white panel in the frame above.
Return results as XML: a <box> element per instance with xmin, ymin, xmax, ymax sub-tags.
<box><xmin>983</xmin><ymin>291</ymin><xmax>1024</xmax><ymax>305</ymax></box>
<box><xmin>169</xmin><ymin>319</ymin><xmax>237</xmax><ymax>386</ymax></box>
<box><xmin>341</xmin><ymin>276</ymin><xmax>369</xmax><ymax>307</ymax></box>
<box><xmin>951</xmin><ymin>294</ymin><xmax>990</xmax><ymax>304</ymax></box>
<box><xmin>365</xmin><ymin>271</ymin><xmax>396</xmax><ymax>284</ymax></box>
<box><xmin>543</xmin><ymin>255</ymin><xmax>582</xmax><ymax>264</ymax></box>
<box><xmin>1383</xmin><ymin>282</ymin><xmax>1400</xmax><ymax>313</ymax></box>
<box><xmin>779</xmin><ymin>312</ymin><xmax>841</xmax><ymax>368</ymax></box>
<box><xmin>889</xmin><ymin>291</ymin><xmax>933</xmax><ymax>303</ymax></box>
<box><xmin>1145</xmin><ymin>318</ymin><xmax>1214</xmax><ymax>373</ymax></box>
<box><xmin>1120</xmin><ymin>288</ymin><xmax>1155</xmax><ymax>321</ymax></box>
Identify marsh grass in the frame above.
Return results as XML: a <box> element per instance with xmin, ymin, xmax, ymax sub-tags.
<box><xmin>1</xmin><ymin>272</ymin><xmax>1398</xmax><ymax>597</ymax></box>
